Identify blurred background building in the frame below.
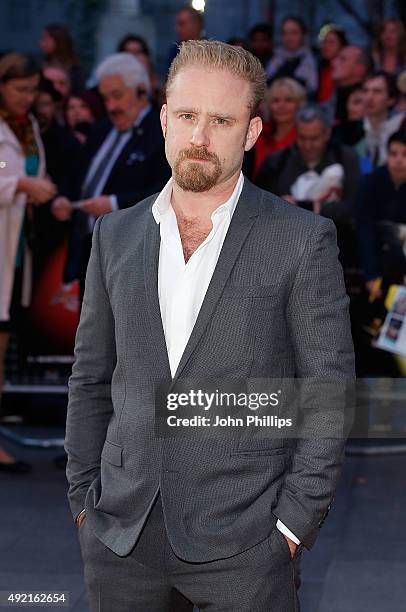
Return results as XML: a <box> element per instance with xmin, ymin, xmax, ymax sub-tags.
<box><xmin>0</xmin><ymin>0</ymin><xmax>404</xmax><ymax>78</ymax></box>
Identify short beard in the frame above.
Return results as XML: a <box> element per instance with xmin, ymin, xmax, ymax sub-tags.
<box><xmin>173</xmin><ymin>147</ymin><xmax>222</xmax><ymax>192</ymax></box>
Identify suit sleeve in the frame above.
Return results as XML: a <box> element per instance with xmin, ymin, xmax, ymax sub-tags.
<box><xmin>272</xmin><ymin>218</ymin><xmax>355</xmax><ymax>549</ymax></box>
<box><xmin>64</xmin><ymin>215</ymin><xmax>116</xmax><ymax>521</ymax></box>
<box><xmin>0</xmin><ymin>177</ymin><xmax>21</xmax><ymax>207</ymax></box>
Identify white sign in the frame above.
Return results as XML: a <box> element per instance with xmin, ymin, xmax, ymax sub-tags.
<box><xmin>376</xmin><ymin>286</ymin><xmax>406</xmax><ymax>357</ymax></box>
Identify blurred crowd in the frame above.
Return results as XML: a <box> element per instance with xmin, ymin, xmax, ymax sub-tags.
<box><xmin>0</xmin><ymin>6</ymin><xmax>406</xmax><ymax>472</ymax></box>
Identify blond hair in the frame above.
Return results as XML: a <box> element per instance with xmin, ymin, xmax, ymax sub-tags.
<box><xmin>263</xmin><ymin>77</ymin><xmax>306</xmax><ymax>123</ymax></box>
<box><xmin>267</xmin><ymin>77</ymin><xmax>306</xmax><ymax>105</ymax></box>
<box><xmin>166</xmin><ymin>39</ymin><xmax>266</xmax><ymax>117</ymax></box>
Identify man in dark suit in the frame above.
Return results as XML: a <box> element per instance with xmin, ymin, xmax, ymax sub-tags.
<box><xmin>256</xmin><ymin>104</ymin><xmax>360</xmax><ymax>270</ymax></box>
<box><xmin>65</xmin><ymin>41</ymin><xmax>354</xmax><ymax>611</ymax></box>
<box><xmin>52</xmin><ymin>52</ymin><xmax>170</xmax><ymax>300</ymax></box>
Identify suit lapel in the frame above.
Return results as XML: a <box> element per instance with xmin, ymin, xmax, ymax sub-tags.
<box><xmin>171</xmin><ymin>179</ymin><xmax>265</xmax><ymax>385</ymax></box>
<box><xmin>113</xmin><ymin>108</ymin><xmax>154</xmax><ymax>169</ymax></box>
<box><xmin>143</xmin><ymin>207</ymin><xmax>172</xmax><ymax>377</ymax></box>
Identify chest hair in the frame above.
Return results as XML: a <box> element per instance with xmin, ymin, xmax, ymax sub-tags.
<box><xmin>177</xmin><ymin>215</ymin><xmax>213</xmax><ymax>263</ymax></box>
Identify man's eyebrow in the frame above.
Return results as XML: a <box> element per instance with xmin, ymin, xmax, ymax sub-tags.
<box><xmin>208</xmin><ymin>112</ymin><xmax>236</xmax><ymax>121</ymax></box>
<box><xmin>172</xmin><ymin>107</ymin><xmax>200</xmax><ymax>114</ymax></box>
<box><xmin>172</xmin><ymin>107</ymin><xmax>237</xmax><ymax>121</ymax></box>
<box><xmin>102</xmin><ymin>89</ymin><xmax>122</xmax><ymax>96</ymax></box>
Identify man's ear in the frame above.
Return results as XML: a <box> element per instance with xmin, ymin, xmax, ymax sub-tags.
<box><xmin>244</xmin><ymin>116</ymin><xmax>262</xmax><ymax>152</ymax></box>
<box><xmin>160</xmin><ymin>104</ymin><xmax>167</xmax><ymax>138</ymax></box>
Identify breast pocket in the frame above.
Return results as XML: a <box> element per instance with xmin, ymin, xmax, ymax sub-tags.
<box><xmin>222</xmin><ymin>284</ymin><xmax>284</xmax><ymax>333</ymax></box>
<box><xmin>125</xmin><ymin>150</ymin><xmax>147</xmax><ymax>165</ymax></box>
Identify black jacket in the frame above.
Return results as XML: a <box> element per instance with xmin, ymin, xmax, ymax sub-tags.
<box><xmin>256</xmin><ymin>141</ymin><xmax>361</xmax><ymax>267</ymax></box>
<box><xmin>356</xmin><ymin>166</ymin><xmax>406</xmax><ymax>282</ymax></box>
<box><xmin>64</xmin><ymin>107</ymin><xmax>170</xmax><ymax>283</ymax></box>
<box><xmin>256</xmin><ymin>141</ymin><xmax>360</xmax><ymax>227</ymax></box>
<box><xmin>67</xmin><ymin>107</ymin><xmax>170</xmax><ymax>207</ymax></box>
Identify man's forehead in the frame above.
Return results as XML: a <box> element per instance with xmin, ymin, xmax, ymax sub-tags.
<box><xmin>344</xmin><ymin>47</ymin><xmax>361</xmax><ymax>61</ymax></box>
<box><xmin>99</xmin><ymin>74</ymin><xmax>126</xmax><ymax>89</ymax></box>
<box><xmin>297</xmin><ymin>120</ymin><xmax>325</xmax><ymax>134</ymax></box>
<box><xmin>389</xmin><ymin>142</ymin><xmax>406</xmax><ymax>151</ymax></box>
<box><xmin>167</xmin><ymin>67</ymin><xmax>251</xmax><ymax>108</ymax></box>
<box><xmin>176</xmin><ymin>11</ymin><xmax>192</xmax><ymax>23</ymax></box>
<box><xmin>364</xmin><ymin>77</ymin><xmax>386</xmax><ymax>91</ymax></box>
<box><xmin>170</xmin><ymin>66</ymin><xmax>249</xmax><ymax>88</ymax></box>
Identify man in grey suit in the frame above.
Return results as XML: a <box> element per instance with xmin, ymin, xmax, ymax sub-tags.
<box><xmin>65</xmin><ymin>40</ymin><xmax>355</xmax><ymax>611</ymax></box>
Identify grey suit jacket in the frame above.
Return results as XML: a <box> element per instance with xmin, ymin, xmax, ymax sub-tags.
<box><xmin>65</xmin><ymin>178</ymin><xmax>355</xmax><ymax>560</ymax></box>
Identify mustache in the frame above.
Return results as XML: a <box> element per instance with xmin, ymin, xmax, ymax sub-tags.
<box><xmin>178</xmin><ymin>147</ymin><xmax>219</xmax><ymax>163</ymax></box>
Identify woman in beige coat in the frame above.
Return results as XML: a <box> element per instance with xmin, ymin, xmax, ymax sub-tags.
<box><xmin>0</xmin><ymin>53</ymin><xmax>57</xmax><ymax>472</ymax></box>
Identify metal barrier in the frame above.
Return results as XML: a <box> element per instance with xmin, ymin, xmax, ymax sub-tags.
<box><xmin>1</xmin><ymin>354</ymin><xmax>71</xmax><ymax>449</ymax></box>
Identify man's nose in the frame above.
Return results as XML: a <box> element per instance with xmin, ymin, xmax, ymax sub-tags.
<box><xmin>106</xmin><ymin>100</ymin><xmax>119</xmax><ymax>113</ymax></box>
<box><xmin>190</xmin><ymin>120</ymin><xmax>210</xmax><ymax>148</ymax></box>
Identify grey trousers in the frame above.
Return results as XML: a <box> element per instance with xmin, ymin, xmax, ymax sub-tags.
<box><xmin>78</xmin><ymin>494</ymin><xmax>300</xmax><ymax>611</ymax></box>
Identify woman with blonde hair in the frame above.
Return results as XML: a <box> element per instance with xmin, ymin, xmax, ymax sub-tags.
<box><xmin>0</xmin><ymin>53</ymin><xmax>57</xmax><ymax>472</ymax></box>
<box><xmin>252</xmin><ymin>77</ymin><xmax>306</xmax><ymax>179</ymax></box>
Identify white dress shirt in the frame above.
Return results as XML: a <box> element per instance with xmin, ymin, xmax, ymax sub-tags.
<box><xmin>152</xmin><ymin>172</ymin><xmax>301</xmax><ymax>546</ymax></box>
<box><xmin>363</xmin><ymin>112</ymin><xmax>404</xmax><ymax>167</ymax></box>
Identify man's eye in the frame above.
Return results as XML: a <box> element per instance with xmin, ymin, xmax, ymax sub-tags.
<box><xmin>180</xmin><ymin>113</ymin><xmax>194</xmax><ymax>120</ymax></box>
<box><xmin>214</xmin><ymin>118</ymin><xmax>228</xmax><ymax>126</ymax></box>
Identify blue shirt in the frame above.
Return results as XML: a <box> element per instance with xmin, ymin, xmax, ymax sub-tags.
<box><xmin>15</xmin><ymin>154</ymin><xmax>39</xmax><ymax>269</ymax></box>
